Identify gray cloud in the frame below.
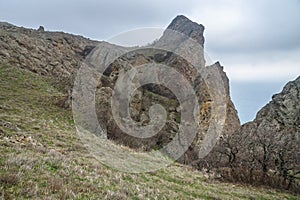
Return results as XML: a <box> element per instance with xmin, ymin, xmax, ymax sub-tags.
<box><xmin>1</xmin><ymin>0</ymin><xmax>299</xmax><ymax>52</ymax></box>
<box><xmin>0</xmin><ymin>0</ymin><xmax>196</xmax><ymax>39</ymax></box>
<box><xmin>191</xmin><ymin>0</ymin><xmax>300</xmax><ymax>53</ymax></box>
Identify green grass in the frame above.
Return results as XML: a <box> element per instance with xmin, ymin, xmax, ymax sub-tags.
<box><xmin>0</xmin><ymin>65</ymin><xmax>299</xmax><ymax>199</ymax></box>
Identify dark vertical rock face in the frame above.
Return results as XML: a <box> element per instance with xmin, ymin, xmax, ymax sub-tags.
<box><xmin>187</xmin><ymin>62</ymin><xmax>240</xmax><ymax>164</ymax></box>
<box><xmin>234</xmin><ymin>76</ymin><xmax>300</xmax><ymax>152</ymax></box>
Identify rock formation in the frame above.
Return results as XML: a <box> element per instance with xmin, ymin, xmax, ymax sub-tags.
<box><xmin>82</xmin><ymin>15</ymin><xmax>240</xmax><ymax>163</ymax></box>
<box><xmin>0</xmin><ymin>16</ymin><xmax>240</xmax><ymax>164</ymax></box>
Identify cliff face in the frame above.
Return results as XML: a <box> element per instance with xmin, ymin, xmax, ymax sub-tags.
<box><xmin>0</xmin><ymin>16</ymin><xmax>240</xmax><ymax>164</ymax></box>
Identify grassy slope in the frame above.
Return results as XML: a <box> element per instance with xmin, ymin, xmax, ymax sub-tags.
<box><xmin>0</xmin><ymin>65</ymin><xmax>298</xmax><ymax>200</ymax></box>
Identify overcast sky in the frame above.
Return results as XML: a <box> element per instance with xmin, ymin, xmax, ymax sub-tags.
<box><xmin>1</xmin><ymin>0</ymin><xmax>300</xmax><ymax>123</ymax></box>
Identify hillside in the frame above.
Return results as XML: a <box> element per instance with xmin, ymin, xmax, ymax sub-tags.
<box><xmin>1</xmin><ymin>64</ymin><xmax>298</xmax><ymax>199</ymax></box>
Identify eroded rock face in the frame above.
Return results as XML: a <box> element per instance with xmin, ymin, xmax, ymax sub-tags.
<box><xmin>84</xmin><ymin>16</ymin><xmax>240</xmax><ymax>164</ymax></box>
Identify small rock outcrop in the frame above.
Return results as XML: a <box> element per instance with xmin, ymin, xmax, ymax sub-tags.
<box><xmin>37</xmin><ymin>26</ymin><xmax>45</xmax><ymax>32</ymax></box>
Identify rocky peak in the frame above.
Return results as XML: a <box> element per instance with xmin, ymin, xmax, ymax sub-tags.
<box><xmin>166</xmin><ymin>15</ymin><xmax>205</xmax><ymax>46</ymax></box>
<box><xmin>155</xmin><ymin>15</ymin><xmax>206</xmax><ymax>70</ymax></box>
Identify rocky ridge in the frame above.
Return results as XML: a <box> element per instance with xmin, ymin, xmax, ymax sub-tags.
<box><xmin>0</xmin><ymin>22</ymin><xmax>98</xmax><ymax>78</ymax></box>
<box><xmin>236</xmin><ymin>76</ymin><xmax>300</xmax><ymax>160</ymax></box>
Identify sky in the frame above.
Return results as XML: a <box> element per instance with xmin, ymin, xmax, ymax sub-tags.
<box><xmin>1</xmin><ymin>0</ymin><xmax>300</xmax><ymax>123</ymax></box>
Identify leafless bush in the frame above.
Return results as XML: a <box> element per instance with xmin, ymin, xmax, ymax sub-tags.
<box><xmin>197</xmin><ymin>124</ymin><xmax>300</xmax><ymax>194</ymax></box>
